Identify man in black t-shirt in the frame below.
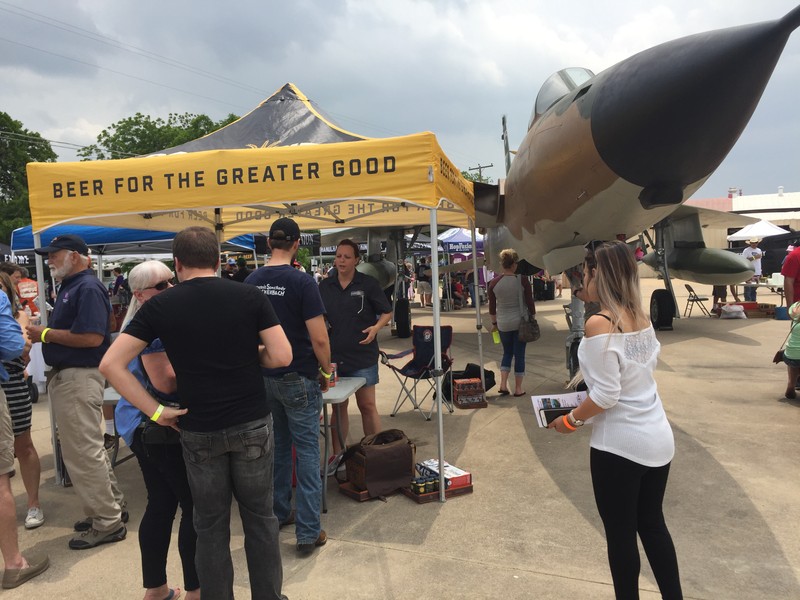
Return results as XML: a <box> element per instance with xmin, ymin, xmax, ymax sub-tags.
<box><xmin>100</xmin><ymin>227</ymin><xmax>292</xmax><ymax>600</ymax></box>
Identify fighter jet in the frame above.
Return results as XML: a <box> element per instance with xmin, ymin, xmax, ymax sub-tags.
<box><xmin>477</xmin><ymin>5</ymin><xmax>800</xmax><ymax>332</ymax></box>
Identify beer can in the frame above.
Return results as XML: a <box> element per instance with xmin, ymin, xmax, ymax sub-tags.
<box><xmin>329</xmin><ymin>363</ymin><xmax>337</xmax><ymax>387</ymax></box>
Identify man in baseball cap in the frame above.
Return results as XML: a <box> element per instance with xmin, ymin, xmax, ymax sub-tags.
<box><xmin>27</xmin><ymin>233</ymin><xmax>127</xmax><ymax>549</ymax></box>
<box><xmin>33</xmin><ymin>234</ymin><xmax>89</xmax><ymax>257</ymax></box>
<box><xmin>269</xmin><ymin>217</ymin><xmax>301</xmax><ymax>242</ymax></box>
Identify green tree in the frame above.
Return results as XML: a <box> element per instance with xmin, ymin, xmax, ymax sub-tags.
<box><xmin>296</xmin><ymin>246</ymin><xmax>312</xmax><ymax>272</ymax></box>
<box><xmin>461</xmin><ymin>169</ymin><xmax>493</xmax><ymax>184</ymax></box>
<box><xmin>0</xmin><ymin>112</ymin><xmax>57</xmax><ymax>243</ymax></box>
<box><xmin>78</xmin><ymin>112</ymin><xmax>239</xmax><ymax>160</ymax></box>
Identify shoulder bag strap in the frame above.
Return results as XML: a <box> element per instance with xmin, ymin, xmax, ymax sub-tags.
<box><xmin>779</xmin><ymin>320</ymin><xmax>799</xmax><ymax>351</ymax></box>
<box><xmin>517</xmin><ymin>275</ymin><xmax>529</xmax><ymax>320</ymax></box>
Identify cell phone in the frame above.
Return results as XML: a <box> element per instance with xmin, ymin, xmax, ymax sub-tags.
<box><xmin>540</xmin><ymin>408</ymin><xmax>572</xmax><ymax>426</ymax></box>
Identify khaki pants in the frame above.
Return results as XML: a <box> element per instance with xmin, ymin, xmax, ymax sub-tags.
<box><xmin>49</xmin><ymin>368</ymin><xmax>124</xmax><ymax>532</ymax></box>
<box><xmin>0</xmin><ymin>387</ymin><xmax>13</xmax><ymax>476</ymax></box>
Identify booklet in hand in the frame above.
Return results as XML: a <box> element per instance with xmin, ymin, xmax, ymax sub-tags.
<box><xmin>531</xmin><ymin>391</ymin><xmax>586</xmax><ymax>428</ymax></box>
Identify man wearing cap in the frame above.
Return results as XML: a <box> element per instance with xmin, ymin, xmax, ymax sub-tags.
<box><xmin>222</xmin><ymin>258</ymin><xmax>237</xmax><ymax>280</ymax></box>
<box><xmin>741</xmin><ymin>238</ymin><xmax>763</xmax><ymax>302</ymax></box>
<box><xmin>25</xmin><ymin>235</ymin><xmax>127</xmax><ymax>550</ymax></box>
<box><xmin>232</xmin><ymin>256</ymin><xmax>252</xmax><ymax>282</ymax></box>
<box><xmin>244</xmin><ymin>217</ymin><xmax>332</xmax><ymax>556</ymax></box>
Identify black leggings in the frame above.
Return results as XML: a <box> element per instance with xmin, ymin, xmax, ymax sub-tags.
<box><xmin>590</xmin><ymin>448</ymin><xmax>682</xmax><ymax>600</ymax></box>
<box><xmin>131</xmin><ymin>428</ymin><xmax>199</xmax><ymax>592</ymax></box>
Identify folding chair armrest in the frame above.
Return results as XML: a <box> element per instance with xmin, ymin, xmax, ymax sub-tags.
<box><xmin>380</xmin><ymin>348</ymin><xmax>414</xmax><ymax>364</ymax></box>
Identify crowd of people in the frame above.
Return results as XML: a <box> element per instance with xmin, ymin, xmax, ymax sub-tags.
<box><xmin>0</xmin><ymin>227</ymin><xmax>690</xmax><ymax>598</ymax></box>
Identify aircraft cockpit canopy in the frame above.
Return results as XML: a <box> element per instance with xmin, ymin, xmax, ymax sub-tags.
<box><xmin>529</xmin><ymin>67</ymin><xmax>595</xmax><ymax>130</ymax></box>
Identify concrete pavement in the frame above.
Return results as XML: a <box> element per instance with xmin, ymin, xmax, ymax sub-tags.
<box><xmin>3</xmin><ymin>279</ymin><xmax>798</xmax><ymax>599</ymax></box>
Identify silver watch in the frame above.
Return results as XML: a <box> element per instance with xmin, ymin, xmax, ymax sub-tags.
<box><xmin>568</xmin><ymin>410</ymin><xmax>585</xmax><ymax>427</ymax></box>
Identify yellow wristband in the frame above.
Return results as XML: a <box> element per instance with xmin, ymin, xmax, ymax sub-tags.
<box><xmin>40</xmin><ymin>328</ymin><xmax>52</xmax><ymax>343</ymax></box>
<box><xmin>150</xmin><ymin>404</ymin><xmax>165</xmax><ymax>422</ymax></box>
<box><xmin>319</xmin><ymin>367</ymin><xmax>332</xmax><ymax>379</ymax></box>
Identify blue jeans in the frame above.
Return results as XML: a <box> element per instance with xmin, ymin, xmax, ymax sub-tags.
<box><xmin>263</xmin><ymin>374</ymin><xmax>323</xmax><ymax>545</ymax></box>
<box><xmin>181</xmin><ymin>415</ymin><xmax>286</xmax><ymax>600</ymax></box>
<box><xmin>744</xmin><ymin>285</ymin><xmax>757</xmax><ymax>302</ymax></box>
<box><xmin>499</xmin><ymin>329</ymin><xmax>527</xmax><ymax>375</ymax></box>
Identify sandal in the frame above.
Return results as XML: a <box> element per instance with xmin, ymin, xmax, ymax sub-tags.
<box><xmin>498</xmin><ymin>389</ymin><xmax>510</xmax><ymax>396</ymax></box>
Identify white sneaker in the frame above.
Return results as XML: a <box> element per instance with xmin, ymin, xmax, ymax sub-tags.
<box><xmin>24</xmin><ymin>507</ymin><xmax>45</xmax><ymax>530</ymax></box>
<box><xmin>323</xmin><ymin>453</ymin><xmax>344</xmax><ymax>477</ymax></box>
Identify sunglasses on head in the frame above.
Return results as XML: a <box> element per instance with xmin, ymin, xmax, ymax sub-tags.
<box><xmin>144</xmin><ymin>278</ymin><xmax>174</xmax><ymax>291</ymax></box>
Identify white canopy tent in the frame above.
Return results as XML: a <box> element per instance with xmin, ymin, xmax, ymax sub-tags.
<box><xmin>727</xmin><ymin>219</ymin><xmax>790</xmax><ymax>241</ymax></box>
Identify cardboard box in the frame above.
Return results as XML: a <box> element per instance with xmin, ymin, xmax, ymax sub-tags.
<box><xmin>401</xmin><ymin>483</ymin><xmax>473</xmax><ymax>504</ymax></box>
<box><xmin>416</xmin><ymin>459</ymin><xmax>472</xmax><ymax>488</ymax></box>
<box><xmin>735</xmin><ymin>301</ymin><xmax>759</xmax><ymax>310</ymax></box>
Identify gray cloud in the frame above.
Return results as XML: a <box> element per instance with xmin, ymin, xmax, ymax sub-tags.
<box><xmin>1</xmin><ymin>0</ymin><xmax>798</xmax><ymax>197</ymax></box>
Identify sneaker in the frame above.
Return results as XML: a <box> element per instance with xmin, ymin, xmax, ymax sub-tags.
<box><xmin>24</xmin><ymin>507</ymin><xmax>44</xmax><ymax>530</ymax></box>
<box><xmin>1</xmin><ymin>553</ymin><xmax>49</xmax><ymax>589</ymax></box>
<box><xmin>323</xmin><ymin>453</ymin><xmax>343</xmax><ymax>477</ymax></box>
<box><xmin>74</xmin><ymin>508</ymin><xmax>129</xmax><ymax>532</ymax></box>
<box><xmin>68</xmin><ymin>525</ymin><xmax>126</xmax><ymax>550</ymax></box>
<box><xmin>297</xmin><ymin>530</ymin><xmax>327</xmax><ymax>555</ymax></box>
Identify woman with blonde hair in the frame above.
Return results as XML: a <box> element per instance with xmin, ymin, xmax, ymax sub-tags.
<box><xmin>0</xmin><ymin>272</ymin><xmax>43</xmax><ymax>530</ymax></box>
<box><xmin>114</xmin><ymin>261</ymin><xmax>199</xmax><ymax>600</ymax></box>
<box><xmin>487</xmin><ymin>248</ymin><xmax>536</xmax><ymax>396</ymax></box>
<box><xmin>549</xmin><ymin>241</ymin><xmax>682</xmax><ymax>599</ymax></box>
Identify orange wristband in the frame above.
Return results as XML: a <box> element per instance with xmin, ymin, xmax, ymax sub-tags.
<box><xmin>562</xmin><ymin>415</ymin><xmax>577</xmax><ymax>431</ymax></box>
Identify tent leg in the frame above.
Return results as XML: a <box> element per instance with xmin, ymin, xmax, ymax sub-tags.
<box><xmin>469</xmin><ymin>219</ymin><xmax>485</xmax><ymax>393</ymax></box>
<box><xmin>430</xmin><ymin>209</ymin><xmax>446</xmax><ymax>502</ymax></box>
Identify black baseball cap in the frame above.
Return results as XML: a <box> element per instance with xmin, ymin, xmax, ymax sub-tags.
<box><xmin>268</xmin><ymin>217</ymin><xmax>300</xmax><ymax>241</ymax></box>
<box><xmin>34</xmin><ymin>234</ymin><xmax>89</xmax><ymax>256</ymax></box>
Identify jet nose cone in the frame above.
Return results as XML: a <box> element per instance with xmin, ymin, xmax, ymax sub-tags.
<box><xmin>590</xmin><ymin>13</ymin><xmax>799</xmax><ymax>199</ymax></box>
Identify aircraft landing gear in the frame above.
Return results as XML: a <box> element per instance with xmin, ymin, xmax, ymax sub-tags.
<box><xmin>650</xmin><ymin>289</ymin><xmax>675</xmax><ymax>330</ymax></box>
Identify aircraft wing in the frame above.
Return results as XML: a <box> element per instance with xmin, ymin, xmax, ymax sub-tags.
<box><xmin>667</xmin><ymin>205</ymin><xmax>758</xmax><ymax>231</ymax></box>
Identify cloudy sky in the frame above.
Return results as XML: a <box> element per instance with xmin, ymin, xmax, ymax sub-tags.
<box><xmin>2</xmin><ymin>0</ymin><xmax>799</xmax><ymax>199</ymax></box>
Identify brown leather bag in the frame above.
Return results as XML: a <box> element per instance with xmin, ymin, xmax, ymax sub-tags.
<box><xmin>338</xmin><ymin>429</ymin><xmax>415</xmax><ymax>498</ymax></box>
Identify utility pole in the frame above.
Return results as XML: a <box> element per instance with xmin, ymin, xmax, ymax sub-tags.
<box><xmin>468</xmin><ymin>163</ymin><xmax>493</xmax><ymax>182</ymax></box>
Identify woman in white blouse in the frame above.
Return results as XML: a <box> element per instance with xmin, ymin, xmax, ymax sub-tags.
<box><xmin>549</xmin><ymin>241</ymin><xmax>682</xmax><ymax>600</ymax></box>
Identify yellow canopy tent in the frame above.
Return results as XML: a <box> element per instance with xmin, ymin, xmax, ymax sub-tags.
<box><xmin>27</xmin><ymin>129</ymin><xmax>475</xmax><ymax>500</ymax></box>
<box><xmin>27</xmin><ymin>132</ymin><xmax>474</xmax><ymax>237</ymax></box>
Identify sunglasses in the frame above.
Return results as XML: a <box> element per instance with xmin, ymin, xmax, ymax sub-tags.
<box><xmin>144</xmin><ymin>279</ymin><xmax>174</xmax><ymax>291</ymax></box>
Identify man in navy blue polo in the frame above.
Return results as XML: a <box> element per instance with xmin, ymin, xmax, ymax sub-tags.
<box><xmin>26</xmin><ymin>235</ymin><xmax>127</xmax><ymax>550</ymax></box>
<box><xmin>245</xmin><ymin>217</ymin><xmax>332</xmax><ymax>556</ymax></box>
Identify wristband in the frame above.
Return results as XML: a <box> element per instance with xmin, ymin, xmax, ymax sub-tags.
<box><xmin>562</xmin><ymin>415</ymin><xmax>577</xmax><ymax>431</ymax></box>
<box><xmin>319</xmin><ymin>367</ymin><xmax>332</xmax><ymax>379</ymax></box>
<box><xmin>150</xmin><ymin>404</ymin><xmax>165</xmax><ymax>422</ymax></box>
<box><xmin>40</xmin><ymin>328</ymin><xmax>52</xmax><ymax>343</ymax></box>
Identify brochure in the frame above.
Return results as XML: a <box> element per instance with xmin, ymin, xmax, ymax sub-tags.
<box><xmin>531</xmin><ymin>391</ymin><xmax>586</xmax><ymax>428</ymax></box>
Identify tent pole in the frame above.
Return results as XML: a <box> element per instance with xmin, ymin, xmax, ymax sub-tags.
<box><xmin>215</xmin><ymin>208</ymin><xmax>223</xmax><ymax>275</ymax></box>
<box><xmin>430</xmin><ymin>208</ymin><xmax>446</xmax><ymax>502</ymax></box>
<box><xmin>469</xmin><ymin>220</ymin><xmax>486</xmax><ymax>393</ymax></box>
<box><xmin>33</xmin><ymin>232</ymin><xmax>64</xmax><ymax>486</ymax></box>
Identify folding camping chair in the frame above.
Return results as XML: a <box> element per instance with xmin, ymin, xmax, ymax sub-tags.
<box><xmin>380</xmin><ymin>325</ymin><xmax>455</xmax><ymax>421</ymax></box>
<box><xmin>684</xmin><ymin>284</ymin><xmax>711</xmax><ymax>317</ymax></box>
